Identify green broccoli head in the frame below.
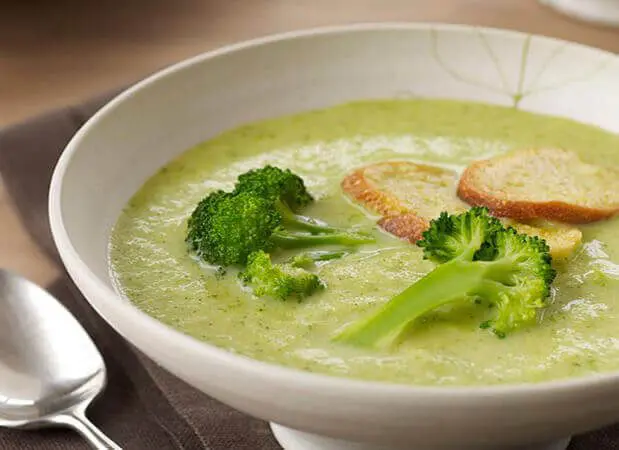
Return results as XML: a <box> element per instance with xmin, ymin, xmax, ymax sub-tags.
<box><xmin>419</xmin><ymin>207</ymin><xmax>556</xmax><ymax>337</ymax></box>
<box><xmin>186</xmin><ymin>184</ymin><xmax>373</xmax><ymax>267</ymax></box>
<box><xmin>186</xmin><ymin>189</ymin><xmax>230</xmax><ymax>259</ymax></box>
<box><xmin>484</xmin><ymin>227</ymin><xmax>556</xmax><ymax>335</ymax></box>
<box><xmin>334</xmin><ymin>207</ymin><xmax>557</xmax><ymax>348</ymax></box>
<box><xmin>234</xmin><ymin>165</ymin><xmax>313</xmax><ymax>211</ymax></box>
<box><xmin>491</xmin><ymin>227</ymin><xmax>556</xmax><ymax>289</ymax></box>
<box><xmin>240</xmin><ymin>250</ymin><xmax>324</xmax><ymax>300</ymax></box>
<box><xmin>417</xmin><ymin>206</ymin><xmax>503</xmax><ymax>263</ymax></box>
<box><xmin>186</xmin><ymin>190</ymin><xmax>281</xmax><ymax>266</ymax></box>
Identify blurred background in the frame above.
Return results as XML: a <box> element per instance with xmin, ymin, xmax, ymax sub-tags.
<box><xmin>0</xmin><ymin>0</ymin><xmax>617</xmax><ymax>286</ymax></box>
<box><xmin>2</xmin><ymin>0</ymin><xmax>619</xmax><ymax>127</ymax></box>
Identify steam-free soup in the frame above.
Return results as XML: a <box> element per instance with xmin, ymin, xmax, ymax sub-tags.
<box><xmin>110</xmin><ymin>100</ymin><xmax>619</xmax><ymax>386</ymax></box>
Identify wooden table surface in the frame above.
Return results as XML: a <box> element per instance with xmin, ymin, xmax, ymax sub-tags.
<box><xmin>1</xmin><ymin>0</ymin><xmax>618</xmax><ymax>287</ymax></box>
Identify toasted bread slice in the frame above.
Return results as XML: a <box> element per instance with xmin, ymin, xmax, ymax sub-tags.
<box><xmin>342</xmin><ymin>161</ymin><xmax>468</xmax><ymax>245</ymax></box>
<box><xmin>342</xmin><ymin>161</ymin><xmax>467</xmax><ymax>217</ymax></box>
<box><xmin>342</xmin><ymin>160</ymin><xmax>582</xmax><ymax>259</ymax></box>
<box><xmin>457</xmin><ymin>148</ymin><xmax>619</xmax><ymax>223</ymax></box>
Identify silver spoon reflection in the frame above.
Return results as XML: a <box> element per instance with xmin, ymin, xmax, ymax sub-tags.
<box><xmin>0</xmin><ymin>269</ymin><xmax>121</xmax><ymax>449</ymax></box>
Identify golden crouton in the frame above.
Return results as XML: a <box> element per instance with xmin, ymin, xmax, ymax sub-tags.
<box><xmin>457</xmin><ymin>148</ymin><xmax>619</xmax><ymax>223</ymax></box>
<box><xmin>342</xmin><ymin>160</ymin><xmax>582</xmax><ymax>259</ymax></box>
<box><xmin>342</xmin><ymin>161</ymin><xmax>467</xmax><ymax>217</ymax></box>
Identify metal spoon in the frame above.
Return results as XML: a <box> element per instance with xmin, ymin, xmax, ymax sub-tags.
<box><xmin>0</xmin><ymin>269</ymin><xmax>121</xmax><ymax>449</ymax></box>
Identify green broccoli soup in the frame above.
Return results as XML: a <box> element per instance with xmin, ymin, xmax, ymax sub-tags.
<box><xmin>109</xmin><ymin>99</ymin><xmax>619</xmax><ymax>386</ymax></box>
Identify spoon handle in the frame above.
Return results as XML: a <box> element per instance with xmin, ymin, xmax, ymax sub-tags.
<box><xmin>55</xmin><ymin>410</ymin><xmax>122</xmax><ymax>450</ymax></box>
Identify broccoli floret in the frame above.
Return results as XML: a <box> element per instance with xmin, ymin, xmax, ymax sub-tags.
<box><xmin>234</xmin><ymin>165</ymin><xmax>313</xmax><ymax>211</ymax></box>
<box><xmin>186</xmin><ymin>190</ymin><xmax>372</xmax><ymax>266</ymax></box>
<box><xmin>186</xmin><ymin>190</ymin><xmax>230</xmax><ymax>252</ymax></box>
<box><xmin>333</xmin><ymin>207</ymin><xmax>556</xmax><ymax>348</ymax></box>
<box><xmin>240</xmin><ymin>250</ymin><xmax>324</xmax><ymax>300</ymax></box>
<box><xmin>186</xmin><ymin>169</ymin><xmax>374</xmax><ymax>267</ymax></box>
<box><xmin>187</xmin><ymin>166</ymin><xmax>375</xmax><ymax>300</ymax></box>
<box><xmin>234</xmin><ymin>165</ymin><xmax>362</xmax><ymax>234</ymax></box>
<box><xmin>186</xmin><ymin>191</ymin><xmax>280</xmax><ymax>266</ymax></box>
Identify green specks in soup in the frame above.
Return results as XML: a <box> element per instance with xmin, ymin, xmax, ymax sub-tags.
<box><xmin>109</xmin><ymin>99</ymin><xmax>619</xmax><ymax>386</ymax></box>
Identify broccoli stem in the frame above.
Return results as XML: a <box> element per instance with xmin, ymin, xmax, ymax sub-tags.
<box><xmin>289</xmin><ymin>250</ymin><xmax>350</xmax><ymax>268</ymax></box>
<box><xmin>271</xmin><ymin>230</ymin><xmax>375</xmax><ymax>248</ymax></box>
<box><xmin>275</xmin><ymin>199</ymin><xmax>368</xmax><ymax>235</ymax></box>
<box><xmin>332</xmin><ymin>259</ymin><xmax>492</xmax><ymax>348</ymax></box>
<box><xmin>297</xmin><ymin>250</ymin><xmax>350</xmax><ymax>262</ymax></box>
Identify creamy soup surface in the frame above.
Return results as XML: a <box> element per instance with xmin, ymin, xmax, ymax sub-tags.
<box><xmin>110</xmin><ymin>99</ymin><xmax>619</xmax><ymax>386</ymax></box>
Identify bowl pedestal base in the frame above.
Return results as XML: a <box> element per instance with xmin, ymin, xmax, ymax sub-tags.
<box><xmin>270</xmin><ymin>423</ymin><xmax>571</xmax><ymax>450</ymax></box>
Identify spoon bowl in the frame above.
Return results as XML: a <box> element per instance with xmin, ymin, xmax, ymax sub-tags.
<box><xmin>0</xmin><ymin>269</ymin><xmax>120</xmax><ymax>449</ymax></box>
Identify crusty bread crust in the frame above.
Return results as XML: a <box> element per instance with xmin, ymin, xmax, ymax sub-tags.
<box><xmin>378</xmin><ymin>213</ymin><xmax>429</xmax><ymax>243</ymax></box>
<box><xmin>341</xmin><ymin>161</ymin><xmax>464</xmax><ymax>240</ymax></box>
<box><xmin>341</xmin><ymin>163</ymin><xmax>410</xmax><ymax>217</ymax></box>
<box><xmin>457</xmin><ymin>149</ymin><xmax>619</xmax><ymax>224</ymax></box>
<box><xmin>341</xmin><ymin>161</ymin><xmax>456</xmax><ymax>217</ymax></box>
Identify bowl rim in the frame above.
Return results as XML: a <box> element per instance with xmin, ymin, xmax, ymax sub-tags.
<box><xmin>49</xmin><ymin>21</ymin><xmax>619</xmax><ymax>398</ymax></box>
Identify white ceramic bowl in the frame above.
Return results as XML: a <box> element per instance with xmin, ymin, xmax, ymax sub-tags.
<box><xmin>49</xmin><ymin>23</ymin><xmax>619</xmax><ymax>450</ymax></box>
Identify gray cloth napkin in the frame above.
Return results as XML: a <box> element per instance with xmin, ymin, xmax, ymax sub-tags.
<box><xmin>0</xmin><ymin>93</ymin><xmax>616</xmax><ymax>449</ymax></box>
